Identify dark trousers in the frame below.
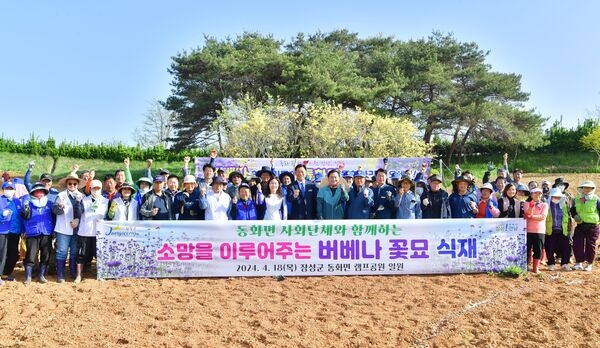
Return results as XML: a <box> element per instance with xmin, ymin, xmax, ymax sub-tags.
<box><xmin>573</xmin><ymin>223</ymin><xmax>600</xmax><ymax>263</ymax></box>
<box><xmin>2</xmin><ymin>234</ymin><xmax>20</xmax><ymax>275</ymax></box>
<box><xmin>527</xmin><ymin>233</ymin><xmax>545</xmax><ymax>260</ymax></box>
<box><xmin>545</xmin><ymin>230</ymin><xmax>571</xmax><ymax>265</ymax></box>
<box><xmin>76</xmin><ymin>236</ymin><xmax>96</xmax><ymax>264</ymax></box>
<box><xmin>0</xmin><ymin>234</ymin><xmax>7</xmax><ymax>277</ymax></box>
<box><xmin>25</xmin><ymin>235</ymin><xmax>52</xmax><ymax>267</ymax></box>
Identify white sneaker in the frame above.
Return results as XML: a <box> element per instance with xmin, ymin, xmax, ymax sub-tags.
<box><xmin>548</xmin><ymin>265</ymin><xmax>555</xmax><ymax>271</ymax></box>
<box><xmin>561</xmin><ymin>264</ymin><xmax>571</xmax><ymax>271</ymax></box>
<box><xmin>584</xmin><ymin>264</ymin><xmax>593</xmax><ymax>272</ymax></box>
<box><xmin>572</xmin><ymin>263</ymin><xmax>584</xmax><ymax>271</ymax></box>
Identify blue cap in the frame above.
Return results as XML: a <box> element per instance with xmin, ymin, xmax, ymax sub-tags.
<box><xmin>390</xmin><ymin>171</ymin><xmax>402</xmax><ymax>180</ymax></box>
<box><xmin>342</xmin><ymin>170</ymin><xmax>352</xmax><ymax>178</ymax></box>
<box><xmin>153</xmin><ymin>175</ymin><xmax>165</xmax><ymax>183</ymax></box>
<box><xmin>515</xmin><ymin>183</ymin><xmax>530</xmax><ymax>195</ymax></box>
<box><xmin>2</xmin><ymin>181</ymin><xmax>15</xmax><ymax>189</ymax></box>
<box><xmin>353</xmin><ymin>170</ymin><xmax>366</xmax><ymax>178</ymax></box>
<box><xmin>30</xmin><ymin>182</ymin><xmax>48</xmax><ymax>194</ymax></box>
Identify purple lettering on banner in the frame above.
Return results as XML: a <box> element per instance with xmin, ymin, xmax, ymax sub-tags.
<box><xmin>457</xmin><ymin>238</ymin><xmax>477</xmax><ymax>258</ymax></box>
<box><xmin>318</xmin><ymin>240</ymin><xmax>339</xmax><ymax>260</ymax></box>
<box><xmin>389</xmin><ymin>239</ymin><xmax>409</xmax><ymax>259</ymax></box>
<box><xmin>361</xmin><ymin>240</ymin><xmax>382</xmax><ymax>259</ymax></box>
<box><xmin>437</xmin><ymin>239</ymin><xmax>457</xmax><ymax>258</ymax></box>
<box><xmin>410</xmin><ymin>239</ymin><xmax>430</xmax><ymax>259</ymax></box>
<box><xmin>340</xmin><ymin>240</ymin><xmax>359</xmax><ymax>260</ymax></box>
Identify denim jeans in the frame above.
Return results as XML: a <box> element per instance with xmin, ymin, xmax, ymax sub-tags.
<box><xmin>55</xmin><ymin>232</ymin><xmax>77</xmax><ymax>263</ymax></box>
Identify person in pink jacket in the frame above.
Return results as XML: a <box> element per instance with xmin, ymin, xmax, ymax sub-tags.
<box><xmin>524</xmin><ymin>188</ymin><xmax>549</xmax><ymax>274</ymax></box>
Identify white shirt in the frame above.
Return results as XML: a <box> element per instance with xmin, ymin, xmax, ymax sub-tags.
<box><xmin>204</xmin><ymin>191</ymin><xmax>231</xmax><ymax>221</ymax></box>
<box><xmin>263</xmin><ymin>195</ymin><xmax>287</xmax><ymax>220</ymax></box>
<box><xmin>79</xmin><ymin>195</ymin><xmax>109</xmax><ymax>237</ymax></box>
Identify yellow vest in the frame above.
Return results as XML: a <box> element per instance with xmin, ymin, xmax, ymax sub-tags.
<box><xmin>574</xmin><ymin>195</ymin><xmax>599</xmax><ymax>224</ymax></box>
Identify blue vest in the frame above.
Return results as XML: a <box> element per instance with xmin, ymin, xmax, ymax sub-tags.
<box><xmin>0</xmin><ymin>196</ymin><xmax>23</xmax><ymax>234</ymax></box>
<box><xmin>234</xmin><ymin>200</ymin><xmax>259</xmax><ymax>220</ymax></box>
<box><xmin>23</xmin><ymin>198</ymin><xmax>54</xmax><ymax>237</ymax></box>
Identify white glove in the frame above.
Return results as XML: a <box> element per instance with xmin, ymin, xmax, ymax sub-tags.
<box><xmin>422</xmin><ymin>198</ymin><xmax>430</xmax><ymax>206</ymax></box>
<box><xmin>2</xmin><ymin>209</ymin><xmax>11</xmax><ymax>217</ymax></box>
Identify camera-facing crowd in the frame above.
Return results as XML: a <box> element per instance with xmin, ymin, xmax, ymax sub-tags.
<box><xmin>0</xmin><ymin>152</ymin><xmax>598</xmax><ymax>284</ymax></box>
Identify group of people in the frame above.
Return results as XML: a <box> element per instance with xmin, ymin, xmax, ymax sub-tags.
<box><xmin>0</xmin><ymin>152</ymin><xmax>598</xmax><ymax>284</ymax></box>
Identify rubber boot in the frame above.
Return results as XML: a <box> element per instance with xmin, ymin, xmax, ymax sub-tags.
<box><xmin>532</xmin><ymin>259</ymin><xmax>541</xmax><ymax>274</ymax></box>
<box><xmin>74</xmin><ymin>264</ymin><xmax>84</xmax><ymax>284</ymax></box>
<box><xmin>39</xmin><ymin>265</ymin><xmax>48</xmax><ymax>283</ymax></box>
<box><xmin>69</xmin><ymin>261</ymin><xmax>77</xmax><ymax>279</ymax></box>
<box><xmin>24</xmin><ymin>266</ymin><xmax>33</xmax><ymax>285</ymax></box>
<box><xmin>56</xmin><ymin>259</ymin><xmax>66</xmax><ymax>283</ymax></box>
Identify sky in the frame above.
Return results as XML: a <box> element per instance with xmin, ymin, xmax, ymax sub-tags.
<box><xmin>1</xmin><ymin>1</ymin><xmax>599</xmax><ymax>147</ymax></box>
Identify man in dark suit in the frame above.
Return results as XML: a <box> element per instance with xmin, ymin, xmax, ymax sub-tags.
<box><xmin>287</xmin><ymin>164</ymin><xmax>319</xmax><ymax>220</ymax></box>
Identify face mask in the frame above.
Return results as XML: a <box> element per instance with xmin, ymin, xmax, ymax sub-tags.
<box><xmin>415</xmin><ymin>187</ymin><xmax>424</xmax><ymax>196</ymax></box>
<box><xmin>3</xmin><ymin>190</ymin><xmax>15</xmax><ymax>199</ymax></box>
<box><xmin>543</xmin><ymin>187</ymin><xmax>549</xmax><ymax>193</ymax></box>
<box><xmin>91</xmin><ymin>190</ymin><xmax>101</xmax><ymax>199</ymax></box>
<box><xmin>140</xmin><ymin>188</ymin><xmax>150</xmax><ymax>195</ymax></box>
<box><xmin>551</xmin><ymin>198</ymin><xmax>560</xmax><ymax>204</ymax></box>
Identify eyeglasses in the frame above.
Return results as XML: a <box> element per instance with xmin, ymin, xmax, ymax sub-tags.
<box><xmin>67</xmin><ymin>182</ymin><xmax>79</xmax><ymax>187</ymax></box>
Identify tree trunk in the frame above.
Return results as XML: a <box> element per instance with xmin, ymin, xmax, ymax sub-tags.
<box><xmin>423</xmin><ymin>124</ymin><xmax>434</xmax><ymax>144</ymax></box>
<box><xmin>216</xmin><ymin>123</ymin><xmax>223</xmax><ymax>151</ymax></box>
<box><xmin>446</xmin><ymin>125</ymin><xmax>462</xmax><ymax>165</ymax></box>
<box><xmin>457</xmin><ymin>125</ymin><xmax>475</xmax><ymax>163</ymax></box>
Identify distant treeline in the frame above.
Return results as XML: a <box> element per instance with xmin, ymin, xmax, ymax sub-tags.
<box><xmin>0</xmin><ymin>136</ymin><xmax>208</xmax><ymax>162</ymax></box>
<box><xmin>434</xmin><ymin>118</ymin><xmax>599</xmax><ymax>158</ymax></box>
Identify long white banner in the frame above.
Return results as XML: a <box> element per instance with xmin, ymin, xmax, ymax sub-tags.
<box><xmin>96</xmin><ymin>219</ymin><xmax>526</xmax><ymax>279</ymax></box>
<box><xmin>193</xmin><ymin>157</ymin><xmax>432</xmax><ymax>180</ymax></box>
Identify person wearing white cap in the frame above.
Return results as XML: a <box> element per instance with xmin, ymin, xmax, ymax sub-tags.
<box><xmin>524</xmin><ymin>188</ymin><xmax>549</xmax><ymax>274</ymax></box>
<box><xmin>570</xmin><ymin>181</ymin><xmax>600</xmax><ymax>271</ymax></box>
<box><xmin>475</xmin><ymin>183</ymin><xmax>500</xmax><ymax>218</ymax></box>
<box><xmin>174</xmin><ymin>175</ymin><xmax>201</xmax><ymax>220</ymax></box>
<box><xmin>75</xmin><ymin>179</ymin><xmax>109</xmax><ymax>283</ymax></box>
<box><xmin>545</xmin><ymin>188</ymin><xmax>572</xmax><ymax>271</ymax></box>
